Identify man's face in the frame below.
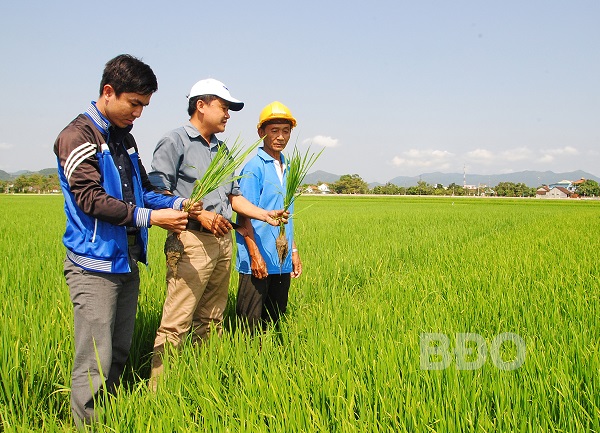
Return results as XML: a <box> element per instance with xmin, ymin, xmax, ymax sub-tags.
<box><xmin>201</xmin><ymin>97</ymin><xmax>231</xmax><ymax>134</ymax></box>
<box><xmin>259</xmin><ymin>122</ymin><xmax>292</xmax><ymax>156</ymax></box>
<box><xmin>104</xmin><ymin>86</ymin><xmax>151</xmax><ymax>129</ymax></box>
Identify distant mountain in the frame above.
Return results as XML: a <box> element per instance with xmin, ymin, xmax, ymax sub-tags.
<box><xmin>38</xmin><ymin>168</ymin><xmax>58</xmax><ymax>176</ymax></box>
<box><xmin>5</xmin><ymin>167</ymin><xmax>342</xmax><ymax>185</ymax></box>
<box><xmin>0</xmin><ymin>167</ymin><xmax>57</xmax><ymax>181</ymax></box>
<box><xmin>388</xmin><ymin>170</ymin><xmax>600</xmax><ymax>188</ymax></box>
<box><xmin>303</xmin><ymin>170</ymin><xmax>341</xmax><ymax>185</ymax></box>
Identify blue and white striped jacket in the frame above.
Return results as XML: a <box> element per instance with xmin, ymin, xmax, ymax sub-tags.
<box><xmin>55</xmin><ymin>103</ymin><xmax>183</xmax><ymax>273</ymax></box>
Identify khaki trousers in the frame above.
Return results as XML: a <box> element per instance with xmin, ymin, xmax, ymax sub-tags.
<box><xmin>151</xmin><ymin>229</ymin><xmax>232</xmax><ymax>381</ymax></box>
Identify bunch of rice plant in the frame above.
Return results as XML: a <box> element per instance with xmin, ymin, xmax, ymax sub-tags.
<box><xmin>165</xmin><ymin>136</ymin><xmax>261</xmax><ymax>277</ymax></box>
<box><xmin>276</xmin><ymin>145</ymin><xmax>324</xmax><ymax>264</ymax></box>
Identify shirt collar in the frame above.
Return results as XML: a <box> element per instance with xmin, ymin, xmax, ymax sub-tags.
<box><xmin>183</xmin><ymin>122</ymin><xmax>220</xmax><ymax>148</ymax></box>
<box><xmin>258</xmin><ymin>147</ymin><xmax>286</xmax><ymax>164</ymax></box>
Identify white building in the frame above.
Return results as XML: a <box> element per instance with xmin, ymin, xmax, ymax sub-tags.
<box><xmin>317</xmin><ymin>183</ymin><xmax>330</xmax><ymax>194</ymax></box>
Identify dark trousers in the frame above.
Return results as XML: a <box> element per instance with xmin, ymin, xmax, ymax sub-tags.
<box><xmin>236</xmin><ymin>273</ymin><xmax>291</xmax><ymax>333</ymax></box>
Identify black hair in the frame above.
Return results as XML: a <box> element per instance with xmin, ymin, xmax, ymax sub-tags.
<box><xmin>187</xmin><ymin>94</ymin><xmax>218</xmax><ymax>116</ymax></box>
<box><xmin>99</xmin><ymin>54</ymin><xmax>158</xmax><ymax>97</ymax></box>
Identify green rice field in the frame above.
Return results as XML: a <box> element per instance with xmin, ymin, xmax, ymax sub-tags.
<box><xmin>0</xmin><ymin>194</ymin><xmax>598</xmax><ymax>432</ymax></box>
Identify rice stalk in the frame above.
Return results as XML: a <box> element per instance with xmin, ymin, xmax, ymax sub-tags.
<box><xmin>184</xmin><ymin>136</ymin><xmax>262</xmax><ymax>212</ymax></box>
<box><xmin>165</xmin><ymin>136</ymin><xmax>262</xmax><ymax>275</ymax></box>
<box><xmin>276</xmin><ymin>145</ymin><xmax>324</xmax><ymax>264</ymax></box>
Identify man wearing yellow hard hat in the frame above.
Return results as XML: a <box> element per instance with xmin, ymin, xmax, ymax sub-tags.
<box><xmin>235</xmin><ymin>101</ymin><xmax>303</xmax><ymax>333</ymax></box>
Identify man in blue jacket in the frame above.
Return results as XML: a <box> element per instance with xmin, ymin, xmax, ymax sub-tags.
<box><xmin>53</xmin><ymin>54</ymin><xmax>197</xmax><ymax>426</ymax></box>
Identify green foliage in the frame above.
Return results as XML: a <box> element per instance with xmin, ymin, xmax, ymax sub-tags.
<box><xmin>576</xmin><ymin>179</ymin><xmax>600</xmax><ymax>197</ymax></box>
<box><xmin>370</xmin><ymin>181</ymin><xmax>540</xmax><ymax>197</ymax></box>
<box><xmin>185</xmin><ymin>137</ymin><xmax>261</xmax><ymax>211</ymax></box>
<box><xmin>331</xmin><ymin>174</ymin><xmax>368</xmax><ymax>194</ymax></box>
<box><xmin>494</xmin><ymin>181</ymin><xmax>536</xmax><ymax>197</ymax></box>
<box><xmin>370</xmin><ymin>182</ymin><xmax>405</xmax><ymax>195</ymax></box>
<box><xmin>283</xmin><ymin>146</ymin><xmax>323</xmax><ymax>211</ymax></box>
<box><xmin>1</xmin><ymin>195</ymin><xmax>600</xmax><ymax>431</ymax></box>
<box><xmin>447</xmin><ymin>182</ymin><xmax>466</xmax><ymax>196</ymax></box>
<box><xmin>278</xmin><ymin>146</ymin><xmax>323</xmax><ymax>258</ymax></box>
<box><xmin>4</xmin><ymin>173</ymin><xmax>60</xmax><ymax>193</ymax></box>
<box><xmin>406</xmin><ymin>179</ymin><xmax>434</xmax><ymax>195</ymax></box>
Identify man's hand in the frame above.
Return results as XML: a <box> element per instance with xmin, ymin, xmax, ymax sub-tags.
<box><xmin>198</xmin><ymin>210</ymin><xmax>232</xmax><ymax>237</ymax></box>
<box><xmin>150</xmin><ymin>209</ymin><xmax>189</xmax><ymax>234</ymax></box>
<box><xmin>230</xmin><ymin>195</ymin><xmax>289</xmax><ymax>227</ymax></box>
<box><xmin>265</xmin><ymin>209</ymin><xmax>290</xmax><ymax>227</ymax></box>
<box><xmin>291</xmin><ymin>249</ymin><xmax>302</xmax><ymax>278</ymax></box>
<box><xmin>250</xmin><ymin>253</ymin><xmax>268</xmax><ymax>279</ymax></box>
<box><xmin>186</xmin><ymin>201</ymin><xmax>203</xmax><ymax>220</ymax></box>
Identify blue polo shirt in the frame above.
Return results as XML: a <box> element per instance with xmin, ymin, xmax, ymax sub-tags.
<box><xmin>235</xmin><ymin>147</ymin><xmax>294</xmax><ymax>274</ymax></box>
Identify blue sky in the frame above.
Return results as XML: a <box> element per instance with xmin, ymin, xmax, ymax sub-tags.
<box><xmin>0</xmin><ymin>1</ymin><xmax>598</xmax><ymax>183</ymax></box>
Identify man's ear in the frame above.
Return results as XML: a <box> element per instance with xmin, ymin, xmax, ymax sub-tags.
<box><xmin>196</xmin><ymin>99</ymin><xmax>206</xmax><ymax>113</ymax></box>
<box><xmin>102</xmin><ymin>84</ymin><xmax>115</xmax><ymax>98</ymax></box>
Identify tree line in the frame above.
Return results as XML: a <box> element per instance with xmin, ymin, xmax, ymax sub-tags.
<box><xmin>318</xmin><ymin>174</ymin><xmax>600</xmax><ymax>197</ymax></box>
<box><xmin>1</xmin><ymin>173</ymin><xmax>60</xmax><ymax>194</ymax></box>
<box><xmin>4</xmin><ymin>172</ymin><xmax>600</xmax><ymax>198</ymax></box>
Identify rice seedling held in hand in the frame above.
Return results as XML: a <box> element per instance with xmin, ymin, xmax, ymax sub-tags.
<box><xmin>276</xmin><ymin>145</ymin><xmax>324</xmax><ymax>265</ymax></box>
<box><xmin>164</xmin><ymin>136</ymin><xmax>262</xmax><ymax>276</ymax></box>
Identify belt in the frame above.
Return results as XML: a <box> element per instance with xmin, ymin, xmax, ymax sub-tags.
<box><xmin>186</xmin><ymin>218</ymin><xmax>240</xmax><ymax>232</ymax></box>
<box><xmin>186</xmin><ymin>219</ymin><xmax>211</xmax><ymax>233</ymax></box>
<box><xmin>127</xmin><ymin>234</ymin><xmax>137</xmax><ymax>246</ymax></box>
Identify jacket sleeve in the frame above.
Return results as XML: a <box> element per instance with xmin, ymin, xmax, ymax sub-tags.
<box><xmin>137</xmin><ymin>149</ymin><xmax>185</xmax><ymax>210</ymax></box>
<box><xmin>54</xmin><ymin>123</ymin><xmax>136</xmax><ymax>226</ymax></box>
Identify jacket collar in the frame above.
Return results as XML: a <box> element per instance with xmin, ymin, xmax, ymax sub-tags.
<box><xmin>85</xmin><ymin>101</ymin><xmax>133</xmax><ymax>138</ymax></box>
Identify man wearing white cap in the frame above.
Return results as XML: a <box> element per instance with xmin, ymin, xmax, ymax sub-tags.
<box><xmin>147</xmin><ymin>78</ymin><xmax>285</xmax><ymax>387</ymax></box>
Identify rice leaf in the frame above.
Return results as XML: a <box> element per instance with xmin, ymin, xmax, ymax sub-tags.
<box><xmin>184</xmin><ymin>136</ymin><xmax>262</xmax><ymax>211</ymax></box>
<box><xmin>283</xmin><ymin>145</ymin><xmax>324</xmax><ymax>211</ymax></box>
<box><xmin>276</xmin><ymin>145</ymin><xmax>323</xmax><ymax>265</ymax></box>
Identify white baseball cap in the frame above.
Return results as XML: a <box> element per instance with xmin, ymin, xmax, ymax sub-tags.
<box><xmin>187</xmin><ymin>78</ymin><xmax>244</xmax><ymax>111</ymax></box>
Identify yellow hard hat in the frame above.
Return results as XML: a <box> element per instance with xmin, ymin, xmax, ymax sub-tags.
<box><xmin>257</xmin><ymin>101</ymin><xmax>297</xmax><ymax>129</ymax></box>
